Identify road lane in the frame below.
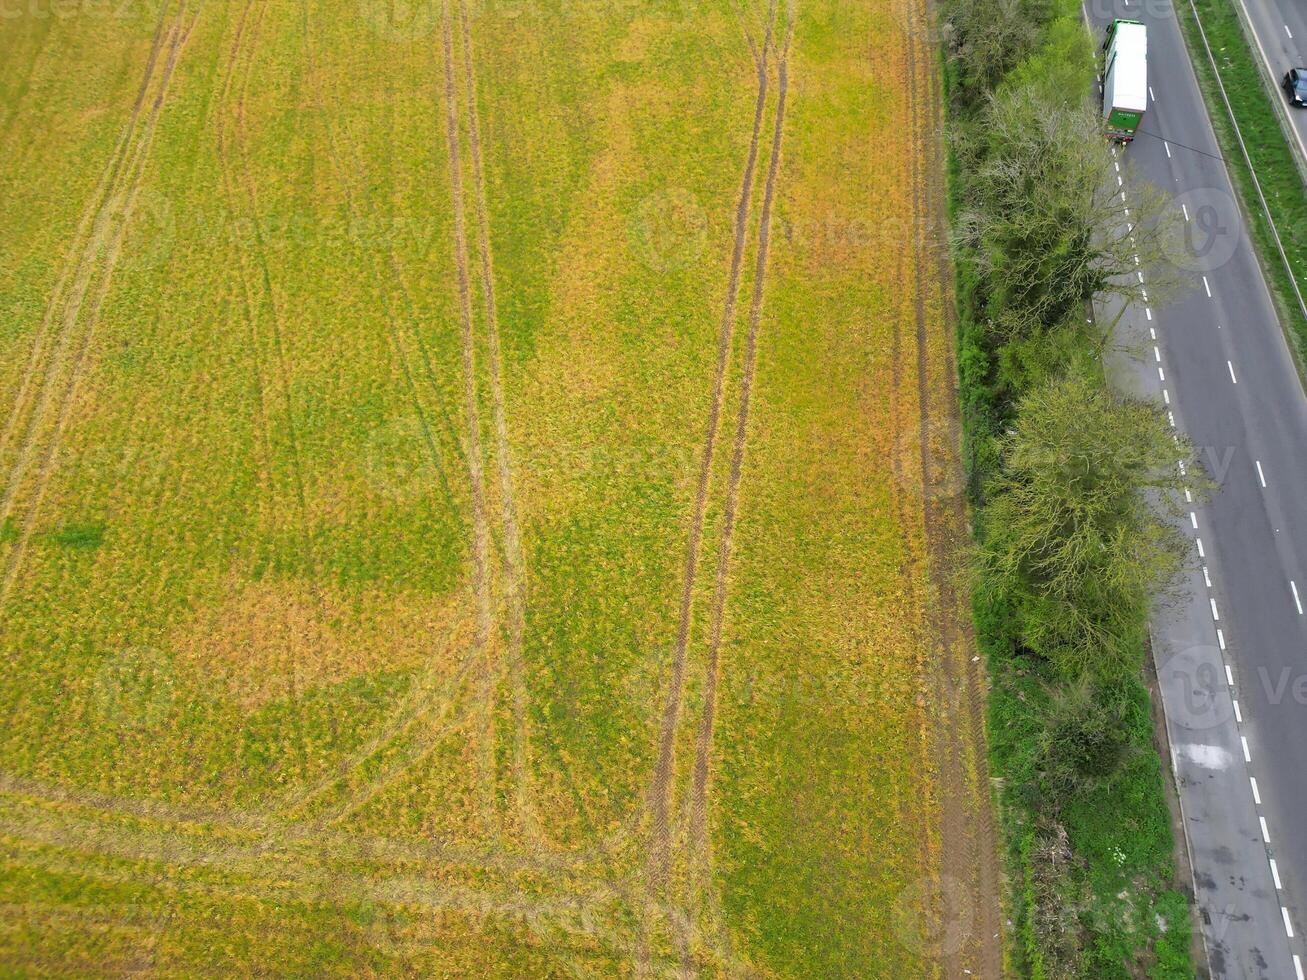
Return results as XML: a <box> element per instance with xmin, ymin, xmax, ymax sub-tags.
<box><xmin>1089</xmin><ymin>0</ymin><xmax>1307</xmax><ymax>973</ymax></box>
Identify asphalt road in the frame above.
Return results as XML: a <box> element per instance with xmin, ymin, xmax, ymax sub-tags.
<box><xmin>1087</xmin><ymin>0</ymin><xmax>1307</xmax><ymax>974</ymax></box>
<box><xmin>1225</xmin><ymin>0</ymin><xmax>1307</xmax><ymax>166</ymax></box>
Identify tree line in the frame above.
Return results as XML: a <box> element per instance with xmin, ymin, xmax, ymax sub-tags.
<box><xmin>939</xmin><ymin>0</ymin><xmax>1203</xmax><ymax>973</ymax></box>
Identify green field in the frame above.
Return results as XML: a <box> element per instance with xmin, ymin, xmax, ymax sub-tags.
<box><xmin>0</xmin><ymin>0</ymin><xmax>995</xmax><ymax>974</ymax></box>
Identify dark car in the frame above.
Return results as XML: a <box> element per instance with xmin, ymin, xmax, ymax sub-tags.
<box><xmin>1284</xmin><ymin>68</ymin><xmax>1307</xmax><ymax>106</ymax></box>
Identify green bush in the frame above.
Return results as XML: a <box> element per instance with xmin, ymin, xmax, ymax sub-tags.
<box><xmin>982</xmin><ymin>373</ymin><xmax>1203</xmax><ymax>678</ymax></box>
<box><xmin>1031</xmin><ymin>678</ymin><xmax>1138</xmax><ymax>807</ymax></box>
<box><xmin>939</xmin><ymin>0</ymin><xmax>1053</xmax><ymax>111</ymax></box>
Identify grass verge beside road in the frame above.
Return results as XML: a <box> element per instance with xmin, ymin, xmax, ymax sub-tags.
<box><xmin>1177</xmin><ymin>0</ymin><xmax>1307</xmax><ymax>362</ymax></box>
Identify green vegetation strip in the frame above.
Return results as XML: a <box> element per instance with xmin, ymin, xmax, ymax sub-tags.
<box><xmin>939</xmin><ymin>0</ymin><xmax>1196</xmax><ymax>973</ymax></box>
<box><xmin>1179</xmin><ymin>0</ymin><xmax>1307</xmax><ymax>362</ymax></box>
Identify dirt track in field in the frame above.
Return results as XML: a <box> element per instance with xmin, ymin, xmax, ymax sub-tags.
<box><xmin>457</xmin><ymin>2</ymin><xmax>539</xmax><ymax>845</ymax></box>
<box><xmin>645</xmin><ymin>0</ymin><xmax>778</xmax><ymax>899</ymax></box>
<box><xmin>904</xmin><ymin>0</ymin><xmax>1003</xmax><ymax>972</ymax></box>
<box><xmin>439</xmin><ymin>0</ymin><xmax>499</xmax><ymax>836</ymax></box>
<box><xmin>686</xmin><ymin>3</ymin><xmax>792</xmax><ymax>913</ymax></box>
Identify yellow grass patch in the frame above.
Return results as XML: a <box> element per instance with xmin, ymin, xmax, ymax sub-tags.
<box><xmin>171</xmin><ymin>582</ymin><xmax>468</xmax><ymax>710</ymax></box>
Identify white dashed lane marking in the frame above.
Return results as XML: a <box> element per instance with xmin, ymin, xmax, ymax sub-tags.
<box><xmin>1115</xmin><ymin>155</ymin><xmax>1307</xmax><ymax>961</ymax></box>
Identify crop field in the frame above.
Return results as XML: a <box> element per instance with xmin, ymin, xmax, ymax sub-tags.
<box><xmin>0</xmin><ymin>0</ymin><xmax>997</xmax><ymax>975</ymax></box>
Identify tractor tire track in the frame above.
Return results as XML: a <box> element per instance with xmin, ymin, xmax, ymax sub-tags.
<box><xmin>920</xmin><ymin>12</ymin><xmax>991</xmax><ymax>842</ymax></box>
<box><xmin>457</xmin><ymin>0</ymin><xmax>536</xmax><ymax>844</ymax></box>
<box><xmin>440</xmin><ymin>0</ymin><xmax>497</xmax><ymax>835</ymax></box>
<box><xmin>312</xmin><ymin>659</ymin><xmax>481</xmax><ymax>829</ymax></box>
<box><xmin>0</xmin><ymin>33</ymin><xmax>159</xmax><ymax>473</ymax></box>
<box><xmin>687</xmin><ymin>8</ymin><xmax>792</xmax><ymax>902</ymax></box>
<box><xmin>275</xmin><ymin>603</ymin><xmax>476</xmax><ymax>822</ymax></box>
<box><xmin>213</xmin><ymin>0</ymin><xmax>271</xmax><ymax>493</ymax></box>
<box><xmin>0</xmin><ymin>787</ymin><xmax>671</xmax><ymax>965</ymax></box>
<box><xmin>645</xmin><ymin>0</ymin><xmax>776</xmax><ymax>896</ymax></box>
<box><xmin>906</xmin><ymin>24</ymin><xmax>958</xmax><ymax>979</ymax></box>
<box><xmin>273</xmin><ymin>162</ymin><xmax>470</xmax><ymax>825</ymax></box>
<box><xmin>0</xmin><ymin>773</ymin><xmax>619</xmax><ymax>880</ymax></box>
<box><xmin>0</xmin><ymin>6</ymin><xmax>196</xmax><ymax>606</ymax></box>
<box><xmin>213</xmin><ymin>0</ymin><xmax>272</xmax><ymax>495</ymax></box>
<box><xmin>0</xmin><ymin>0</ymin><xmax>174</xmax><ymax>504</ymax></box>
<box><xmin>0</xmin><ymin>2</ymin><xmax>171</xmax><ymax>459</ymax></box>
<box><xmin>225</xmin><ymin>0</ymin><xmax>315</xmax><ymax>583</ymax></box>
<box><xmin>278</xmin><ymin>202</ymin><xmax>501</xmax><ymax>819</ymax></box>
<box><xmin>321</xmin><ymin>136</ymin><xmax>466</xmax><ymax>521</ymax></box>
<box><xmin>729</xmin><ymin>0</ymin><xmax>765</xmax><ymax>66</ymax></box>
<box><xmin>883</xmin><ymin>1</ymin><xmax>941</xmax><ymax>970</ymax></box>
<box><xmin>0</xmin><ymin>823</ymin><xmax>662</xmax><ymax>974</ymax></box>
<box><xmin>272</xmin><ymin>8</ymin><xmax>494</xmax><ymax>829</ymax></box>
<box><xmin>679</xmin><ymin>21</ymin><xmax>793</xmax><ymax>976</ymax></box>
<box><xmin>311</xmin><ymin>0</ymin><xmax>471</xmax><ymax>505</ymax></box>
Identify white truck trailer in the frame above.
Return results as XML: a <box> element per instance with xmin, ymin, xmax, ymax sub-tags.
<box><xmin>1101</xmin><ymin>19</ymin><xmax>1147</xmax><ymax>142</ymax></box>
